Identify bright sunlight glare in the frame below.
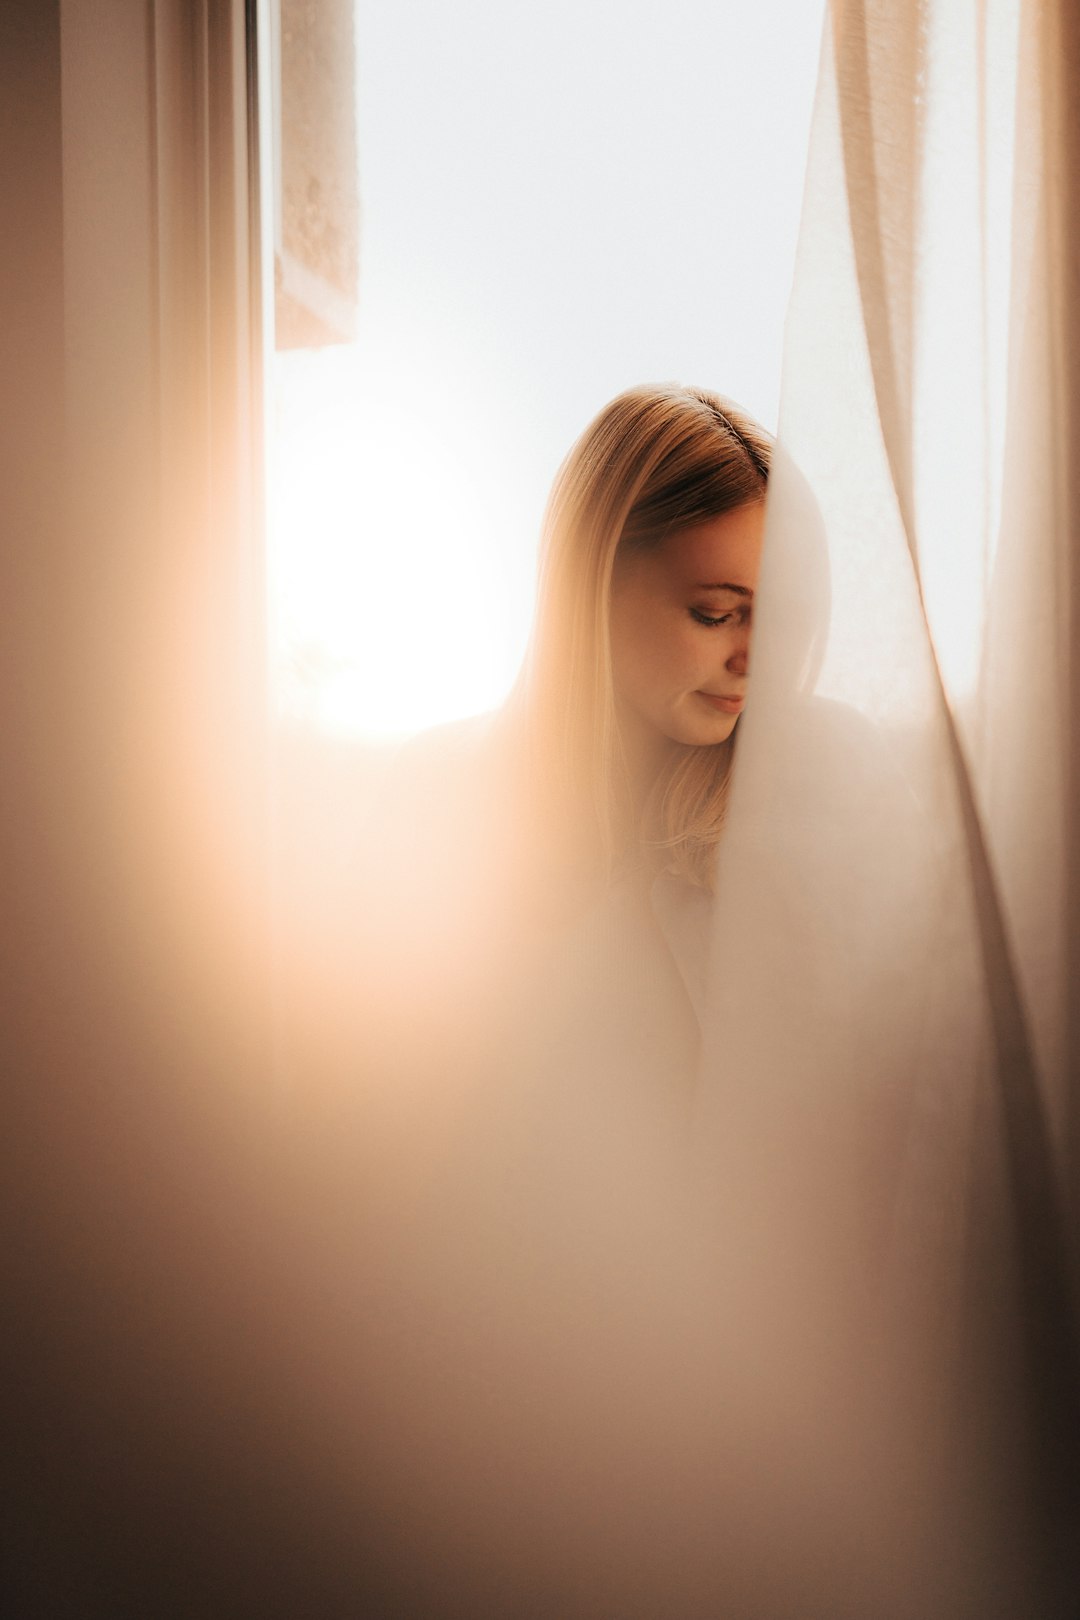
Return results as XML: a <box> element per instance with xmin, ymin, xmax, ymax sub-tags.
<box><xmin>268</xmin><ymin>349</ymin><xmax>532</xmax><ymax>739</ymax></box>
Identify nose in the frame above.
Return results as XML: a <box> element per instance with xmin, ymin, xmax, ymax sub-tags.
<box><xmin>726</xmin><ymin>626</ymin><xmax>750</xmax><ymax>679</ymax></box>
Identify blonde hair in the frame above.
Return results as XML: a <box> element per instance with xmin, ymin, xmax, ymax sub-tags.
<box><xmin>511</xmin><ymin>382</ymin><xmax>772</xmax><ymax>892</ymax></box>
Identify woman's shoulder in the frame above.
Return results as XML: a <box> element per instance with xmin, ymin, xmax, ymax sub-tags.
<box><xmin>366</xmin><ymin>708</ymin><xmax>516</xmax><ymax>838</ymax></box>
<box><xmin>381</xmin><ymin>709</ymin><xmax>502</xmax><ymax>789</ymax></box>
<box><xmin>358</xmin><ymin>706</ymin><xmax>535</xmax><ymax>898</ymax></box>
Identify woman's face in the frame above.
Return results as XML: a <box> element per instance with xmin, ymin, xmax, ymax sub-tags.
<box><xmin>609</xmin><ymin>500</ymin><xmax>766</xmax><ymax>759</ymax></box>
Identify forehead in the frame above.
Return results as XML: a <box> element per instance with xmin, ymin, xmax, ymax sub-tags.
<box><xmin>660</xmin><ymin>502</ymin><xmax>766</xmax><ymax>587</ymax></box>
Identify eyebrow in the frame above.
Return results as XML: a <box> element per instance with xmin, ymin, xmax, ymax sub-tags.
<box><xmin>696</xmin><ymin>582</ymin><xmax>754</xmax><ymax>598</ymax></box>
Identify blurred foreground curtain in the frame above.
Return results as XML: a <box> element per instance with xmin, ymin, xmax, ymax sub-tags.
<box><xmin>27</xmin><ymin>1</ymin><xmax>1077</xmax><ymax>1614</ymax></box>
<box><xmin>281</xmin><ymin>7</ymin><xmax>1080</xmax><ymax>1615</ymax></box>
<box><xmin>693</xmin><ymin>0</ymin><xmax>1079</xmax><ymax>1610</ymax></box>
<box><xmin>294</xmin><ymin>7</ymin><xmax>1080</xmax><ymax>1612</ymax></box>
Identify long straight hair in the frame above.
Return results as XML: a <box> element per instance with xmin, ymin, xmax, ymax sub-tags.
<box><xmin>510</xmin><ymin>383</ymin><xmax>772</xmax><ymax>891</ymax></box>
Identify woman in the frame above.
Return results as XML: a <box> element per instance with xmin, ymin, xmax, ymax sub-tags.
<box><xmin>349</xmin><ymin>382</ymin><xmax>773</xmax><ymax>1171</ymax></box>
<box><xmin>515</xmin><ymin>380</ymin><xmax>769</xmax><ymax>896</ymax></box>
<box><xmin>294</xmin><ymin>388</ymin><xmax>955</xmax><ymax>1618</ymax></box>
<box><xmin>308</xmin><ymin>384</ymin><xmax>781</xmax><ymax>1616</ymax></box>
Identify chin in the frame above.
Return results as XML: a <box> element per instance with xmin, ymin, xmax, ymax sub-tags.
<box><xmin>667</xmin><ymin>714</ymin><xmax>737</xmax><ymax>748</ymax></box>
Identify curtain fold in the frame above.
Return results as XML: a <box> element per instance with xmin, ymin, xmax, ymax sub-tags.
<box><xmin>840</xmin><ymin>0</ymin><xmax>1080</xmax><ymax>1540</ymax></box>
<box><xmin>692</xmin><ymin>0</ymin><xmax>1079</xmax><ymax>1607</ymax></box>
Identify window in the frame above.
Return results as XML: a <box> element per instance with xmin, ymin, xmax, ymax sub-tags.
<box><xmin>265</xmin><ymin>0</ymin><xmax>826</xmax><ymax>741</ymax></box>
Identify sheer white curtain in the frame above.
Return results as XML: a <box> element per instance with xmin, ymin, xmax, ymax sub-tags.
<box><xmin>693</xmin><ymin>0</ymin><xmax>1079</xmax><ymax>1608</ymax></box>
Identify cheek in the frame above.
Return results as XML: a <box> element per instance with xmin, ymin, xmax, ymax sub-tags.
<box><xmin>610</xmin><ymin>582</ymin><xmax>722</xmax><ymax>706</ymax></box>
<box><xmin>625</xmin><ymin>616</ymin><xmax>691</xmax><ymax>688</ymax></box>
<box><xmin>611</xmin><ymin>593</ymin><xmax>660</xmax><ymax>680</ymax></box>
<box><xmin>665</xmin><ymin>622</ymin><xmax>720</xmax><ymax>685</ymax></box>
<box><xmin>625</xmin><ymin>623</ymin><xmax>713</xmax><ymax>707</ymax></box>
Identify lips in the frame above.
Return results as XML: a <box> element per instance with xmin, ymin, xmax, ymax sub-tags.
<box><xmin>699</xmin><ymin>692</ymin><xmax>745</xmax><ymax>714</ymax></box>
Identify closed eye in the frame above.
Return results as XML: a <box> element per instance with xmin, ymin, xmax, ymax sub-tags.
<box><xmin>690</xmin><ymin>607</ymin><xmax>740</xmax><ymax>628</ymax></box>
